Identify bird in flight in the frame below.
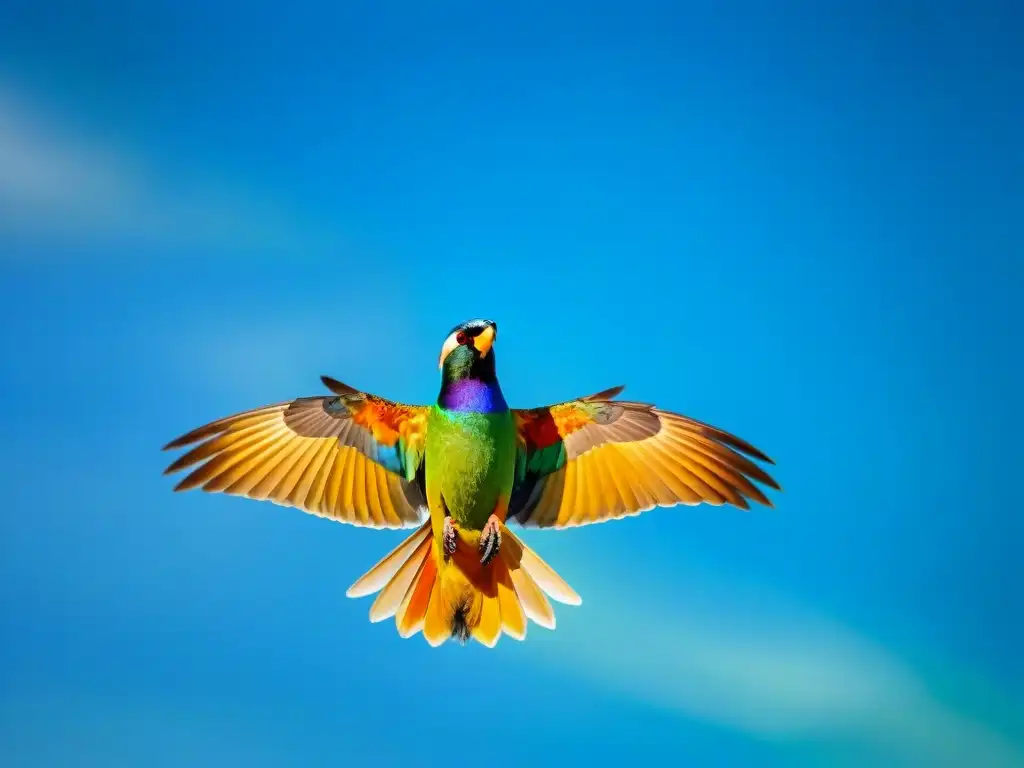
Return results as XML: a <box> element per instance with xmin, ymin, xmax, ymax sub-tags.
<box><xmin>163</xmin><ymin>319</ymin><xmax>779</xmax><ymax>647</ymax></box>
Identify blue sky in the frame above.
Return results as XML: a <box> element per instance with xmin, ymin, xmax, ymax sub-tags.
<box><xmin>1</xmin><ymin>1</ymin><xmax>1021</xmax><ymax>765</ymax></box>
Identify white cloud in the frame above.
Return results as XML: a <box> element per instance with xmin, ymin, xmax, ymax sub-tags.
<box><xmin>0</xmin><ymin>84</ymin><xmax>340</xmax><ymax>256</ymax></box>
<box><xmin>529</xmin><ymin>558</ymin><xmax>1024</xmax><ymax>766</ymax></box>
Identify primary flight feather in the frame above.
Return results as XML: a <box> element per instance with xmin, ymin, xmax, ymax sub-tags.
<box><xmin>163</xmin><ymin>319</ymin><xmax>779</xmax><ymax>647</ymax></box>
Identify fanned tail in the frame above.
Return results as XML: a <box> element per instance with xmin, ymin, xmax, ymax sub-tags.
<box><xmin>346</xmin><ymin>520</ymin><xmax>581</xmax><ymax>647</ymax></box>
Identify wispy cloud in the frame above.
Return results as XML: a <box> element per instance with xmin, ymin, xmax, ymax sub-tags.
<box><xmin>159</xmin><ymin>311</ymin><xmax>386</xmax><ymax>399</ymax></box>
<box><xmin>0</xmin><ymin>84</ymin><xmax>339</xmax><ymax>256</ymax></box>
<box><xmin>148</xmin><ymin>297</ymin><xmax>431</xmax><ymax>412</ymax></box>
<box><xmin>529</xmin><ymin>556</ymin><xmax>1024</xmax><ymax>766</ymax></box>
<box><xmin>0</xmin><ymin>692</ymin><xmax>296</xmax><ymax>768</ymax></box>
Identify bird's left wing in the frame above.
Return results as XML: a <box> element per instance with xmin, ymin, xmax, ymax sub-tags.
<box><xmin>509</xmin><ymin>386</ymin><xmax>779</xmax><ymax>528</ymax></box>
<box><xmin>162</xmin><ymin>376</ymin><xmax>428</xmax><ymax>529</ymax></box>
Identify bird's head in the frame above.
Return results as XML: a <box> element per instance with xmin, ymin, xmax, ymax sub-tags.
<box><xmin>438</xmin><ymin>319</ymin><xmax>498</xmax><ymax>383</ymax></box>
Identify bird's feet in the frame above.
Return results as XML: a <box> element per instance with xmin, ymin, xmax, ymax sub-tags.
<box><xmin>443</xmin><ymin>516</ymin><xmax>459</xmax><ymax>560</ymax></box>
<box><xmin>479</xmin><ymin>514</ymin><xmax>502</xmax><ymax>566</ymax></box>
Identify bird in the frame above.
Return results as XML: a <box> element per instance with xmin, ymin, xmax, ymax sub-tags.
<box><xmin>162</xmin><ymin>319</ymin><xmax>779</xmax><ymax>647</ymax></box>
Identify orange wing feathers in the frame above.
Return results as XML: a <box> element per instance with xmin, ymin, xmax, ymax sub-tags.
<box><xmin>162</xmin><ymin>377</ymin><xmax>429</xmax><ymax>529</ymax></box>
<box><xmin>321</xmin><ymin>375</ymin><xmax>426</xmax><ymax>453</ymax></box>
<box><xmin>511</xmin><ymin>386</ymin><xmax>779</xmax><ymax>528</ymax></box>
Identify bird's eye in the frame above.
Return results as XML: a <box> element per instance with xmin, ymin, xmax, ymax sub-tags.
<box><xmin>456</xmin><ymin>331</ymin><xmax>468</xmax><ymax>345</ymax></box>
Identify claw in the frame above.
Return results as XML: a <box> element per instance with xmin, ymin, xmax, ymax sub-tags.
<box><xmin>443</xmin><ymin>516</ymin><xmax>458</xmax><ymax>560</ymax></box>
<box><xmin>479</xmin><ymin>514</ymin><xmax>502</xmax><ymax>566</ymax></box>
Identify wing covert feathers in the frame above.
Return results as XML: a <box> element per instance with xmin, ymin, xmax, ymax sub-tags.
<box><xmin>162</xmin><ymin>378</ymin><xmax>428</xmax><ymax>529</ymax></box>
<box><xmin>512</xmin><ymin>387</ymin><xmax>780</xmax><ymax>528</ymax></box>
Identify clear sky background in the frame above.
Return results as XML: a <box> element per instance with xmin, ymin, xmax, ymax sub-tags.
<box><xmin>1</xmin><ymin>1</ymin><xmax>1021</xmax><ymax>766</ymax></box>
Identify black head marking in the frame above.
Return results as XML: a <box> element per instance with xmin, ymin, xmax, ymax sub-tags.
<box><xmin>448</xmin><ymin>318</ymin><xmax>496</xmax><ymax>339</ymax></box>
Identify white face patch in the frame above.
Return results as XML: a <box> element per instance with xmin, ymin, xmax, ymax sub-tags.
<box><xmin>438</xmin><ymin>330</ymin><xmax>462</xmax><ymax>369</ymax></box>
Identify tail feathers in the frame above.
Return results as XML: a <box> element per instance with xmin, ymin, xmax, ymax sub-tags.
<box><xmin>368</xmin><ymin>535</ymin><xmax>428</xmax><ymax>623</ymax></box>
<box><xmin>502</xmin><ymin>527</ymin><xmax>582</xmax><ymax>607</ymax></box>
<box><xmin>346</xmin><ymin>521</ymin><xmax>581</xmax><ymax>647</ymax></box>
<box><xmin>508</xmin><ymin>557</ymin><xmax>555</xmax><ymax>630</ymax></box>
<box><xmin>346</xmin><ymin>520</ymin><xmax>432</xmax><ymax>599</ymax></box>
<box><xmin>395</xmin><ymin>550</ymin><xmax>436</xmax><ymax>638</ymax></box>
<box><xmin>495</xmin><ymin>560</ymin><xmax>526</xmax><ymax>640</ymax></box>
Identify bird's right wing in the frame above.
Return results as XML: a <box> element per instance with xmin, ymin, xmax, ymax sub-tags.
<box><xmin>162</xmin><ymin>376</ymin><xmax>429</xmax><ymax>529</ymax></box>
<box><xmin>509</xmin><ymin>386</ymin><xmax>779</xmax><ymax>528</ymax></box>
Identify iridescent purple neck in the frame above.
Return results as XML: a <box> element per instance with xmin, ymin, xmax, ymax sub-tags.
<box><xmin>439</xmin><ymin>379</ymin><xmax>508</xmax><ymax>413</ymax></box>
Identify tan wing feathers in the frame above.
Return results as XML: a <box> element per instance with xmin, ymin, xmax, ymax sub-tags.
<box><xmin>513</xmin><ymin>391</ymin><xmax>779</xmax><ymax>529</ymax></box>
<box><xmin>163</xmin><ymin>388</ymin><xmax>427</xmax><ymax>529</ymax></box>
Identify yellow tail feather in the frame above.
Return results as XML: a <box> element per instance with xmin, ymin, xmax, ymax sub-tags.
<box><xmin>347</xmin><ymin>521</ymin><xmax>580</xmax><ymax>647</ymax></box>
<box><xmin>346</xmin><ymin>521</ymin><xmax>432</xmax><ymax>599</ymax></box>
<box><xmin>397</xmin><ymin>553</ymin><xmax>436</xmax><ymax>637</ymax></box>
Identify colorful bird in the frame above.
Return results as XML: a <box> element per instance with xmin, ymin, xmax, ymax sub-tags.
<box><xmin>162</xmin><ymin>319</ymin><xmax>779</xmax><ymax>647</ymax></box>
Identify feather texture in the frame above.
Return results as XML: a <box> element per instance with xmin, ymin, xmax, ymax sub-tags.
<box><xmin>162</xmin><ymin>377</ymin><xmax>429</xmax><ymax>529</ymax></box>
<box><xmin>164</xmin><ymin>329</ymin><xmax>779</xmax><ymax>649</ymax></box>
<box><xmin>510</xmin><ymin>386</ymin><xmax>779</xmax><ymax>528</ymax></box>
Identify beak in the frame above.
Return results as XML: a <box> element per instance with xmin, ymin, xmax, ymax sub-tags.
<box><xmin>472</xmin><ymin>324</ymin><xmax>496</xmax><ymax>357</ymax></box>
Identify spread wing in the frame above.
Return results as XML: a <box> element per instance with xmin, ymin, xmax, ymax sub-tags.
<box><xmin>162</xmin><ymin>376</ymin><xmax>428</xmax><ymax>529</ymax></box>
<box><xmin>510</xmin><ymin>386</ymin><xmax>779</xmax><ymax>528</ymax></box>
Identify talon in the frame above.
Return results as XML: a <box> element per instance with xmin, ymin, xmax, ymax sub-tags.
<box><xmin>443</xmin><ymin>516</ymin><xmax>458</xmax><ymax>559</ymax></box>
<box><xmin>479</xmin><ymin>514</ymin><xmax>502</xmax><ymax>566</ymax></box>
